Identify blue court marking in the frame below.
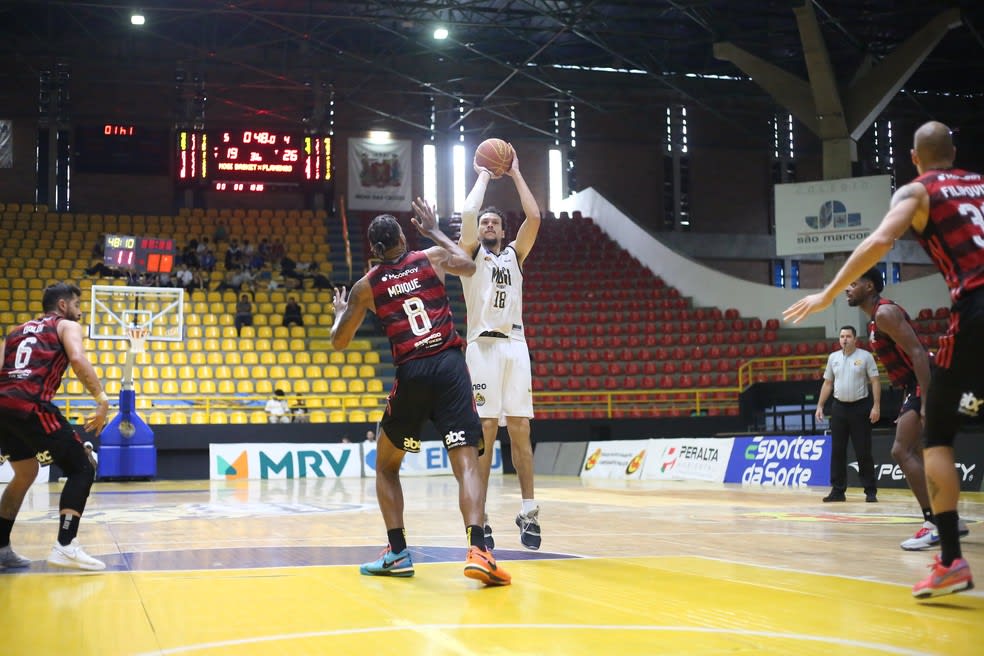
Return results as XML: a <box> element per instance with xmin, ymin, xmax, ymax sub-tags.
<box><xmin>5</xmin><ymin>546</ymin><xmax>576</xmax><ymax>574</ymax></box>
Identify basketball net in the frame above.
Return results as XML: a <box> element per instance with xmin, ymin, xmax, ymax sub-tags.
<box><xmin>127</xmin><ymin>326</ymin><xmax>149</xmax><ymax>354</ymax></box>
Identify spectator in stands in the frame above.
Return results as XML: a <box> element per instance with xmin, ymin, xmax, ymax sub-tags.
<box><xmin>814</xmin><ymin>325</ymin><xmax>880</xmax><ymax>503</ymax></box>
<box><xmin>270</xmin><ymin>238</ymin><xmax>286</xmax><ymax>265</ymax></box>
<box><xmin>199</xmin><ymin>248</ymin><xmax>216</xmax><ymax>272</ymax></box>
<box><xmin>196</xmin><ymin>237</ymin><xmax>210</xmax><ymax>257</ymax></box>
<box><xmin>330</xmin><ymin>205</ymin><xmax>509</xmax><ymax>585</ymax></box>
<box><xmin>225</xmin><ymin>239</ymin><xmax>242</xmax><ymax>271</ymax></box>
<box><xmin>292</xmin><ymin>393</ymin><xmax>309</xmax><ymax>423</ymax></box>
<box><xmin>258</xmin><ymin>238</ymin><xmax>271</xmax><ymax>263</ymax></box>
<box><xmin>458</xmin><ymin>146</ymin><xmax>542</xmax><ymax>551</ymax></box>
<box><xmin>265</xmin><ymin>389</ymin><xmax>290</xmax><ymax>423</ymax></box>
<box><xmin>213</xmin><ymin>221</ymin><xmax>228</xmax><ymax>244</ymax></box>
<box><xmin>282</xmin><ymin>297</ymin><xmax>304</xmax><ymax>327</ymax></box>
<box><xmin>174</xmin><ymin>263</ymin><xmax>194</xmax><ymax>291</ymax></box>
<box><xmin>234</xmin><ymin>294</ymin><xmax>253</xmax><ymax>337</ymax></box>
<box><xmin>84</xmin><ymin>259</ymin><xmax>116</xmax><ymax>278</ymax></box>
<box><xmin>364</xmin><ymin>429</ymin><xmax>376</xmax><ymax>445</ymax></box>
<box><xmin>280</xmin><ymin>255</ymin><xmax>305</xmax><ymax>286</ymax></box>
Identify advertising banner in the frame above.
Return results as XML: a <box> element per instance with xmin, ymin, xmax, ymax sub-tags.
<box><xmin>210</xmin><ymin>443</ymin><xmax>362</xmax><ymax>480</ymax></box>
<box><xmin>849</xmin><ymin>433</ymin><xmax>984</xmax><ymax>492</ymax></box>
<box><xmin>724</xmin><ymin>435</ymin><xmax>831</xmax><ymax>487</ymax></box>
<box><xmin>641</xmin><ymin>438</ymin><xmax>733</xmax><ymax>482</ymax></box>
<box><xmin>774</xmin><ymin>175</ymin><xmax>891</xmax><ymax>256</ymax></box>
<box><xmin>580</xmin><ymin>440</ymin><xmax>648</xmax><ymax>480</ymax></box>
<box><xmin>362</xmin><ymin>440</ymin><xmax>502</xmax><ymax>478</ymax></box>
<box><xmin>347</xmin><ymin>138</ymin><xmax>412</xmax><ymax>211</ymax></box>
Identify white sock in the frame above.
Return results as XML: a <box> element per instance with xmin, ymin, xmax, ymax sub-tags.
<box><xmin>521</xmin><ymin>499</ymin><xmax>538</xmax><ymax>514</ymax></box>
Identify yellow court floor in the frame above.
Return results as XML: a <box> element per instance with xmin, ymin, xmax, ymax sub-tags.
<box><xmin>1</xmin><ymin>476</ymin><xmax>982</xmax><ymax>655</ymax></box>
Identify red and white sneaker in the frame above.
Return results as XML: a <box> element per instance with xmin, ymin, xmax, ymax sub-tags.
<box><xmin>900</xmin><ymin>519</ymin><xmax>970</xmax><ymax>551</ymax></box>
<box><xmin>912</xmin><ymin>555</ymin><xmax>974</xmax><ymax>598</ymax></box>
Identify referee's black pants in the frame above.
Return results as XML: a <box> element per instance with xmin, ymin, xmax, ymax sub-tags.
<box><xmin>829</xmin><ymin>398</ymin><xmax>877</xmax><ymax>495</ymax></box>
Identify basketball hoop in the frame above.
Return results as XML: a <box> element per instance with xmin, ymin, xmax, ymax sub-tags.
<box><xmin>127</xmin><ymin>326</ymin><xmax>149</xmax><ymax>354</ymax></box>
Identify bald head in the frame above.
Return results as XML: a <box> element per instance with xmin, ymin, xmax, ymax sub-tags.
<box><xmin>912</xmin><ymin>121</ymin><xmax>955</xmax><ymax>170</ymax></box>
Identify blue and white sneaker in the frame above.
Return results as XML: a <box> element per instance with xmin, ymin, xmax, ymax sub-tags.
<box><xmin>901</xmin><ymin>519</ymin><xmax>970</xmax><ymax>551</ymax></box>
<box><xmin>0</xmin><ymin>544</ymin><xmax>31</xmax><ymax>569</ymax></box>
<box><xmin>359</xmin><ymin>546</ymin><xmax>414</xmax><ymax>577</ymax></box>
<box><xmin>516</xmin><ymin>507</ymin><xmax>541</xmax><ymax>550</ymax></box>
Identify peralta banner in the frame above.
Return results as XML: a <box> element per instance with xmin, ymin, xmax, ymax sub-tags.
<box><xmin>774</xmin><ymin>175</ymin><xmax>891</xmax><ymax>256</ymax></box>
<box><xmin>347</xmin><ymin>138</ymin><xmax>413</xmax><ymax>211</ymax></box>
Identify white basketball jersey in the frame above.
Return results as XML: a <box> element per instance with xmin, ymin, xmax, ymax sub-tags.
<box><xmin>461</xmin><ymin>244</ymin><xmax>525</xmax><ymax>342</ymax></box>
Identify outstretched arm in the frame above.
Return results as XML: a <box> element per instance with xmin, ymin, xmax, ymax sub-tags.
<box><xmin>783</xmin><ymin>183</ymin><xmax>929</xmax><ymax>323</ymax></box>
<box><xmin>505</xmin><ymin>149</ymin><xmax>541</xmax><ymax>264</ymax></box>
<box><xmin>331</xmin><ymin>278</ymin><xmax>373</xmax><ymax>350</ymax></box>
<box><xmin>460</xmin><ymin>167</ymin><xmax>493</xmax><ymax>254</ymax></box>
<box><xmin>411</xmin><ymin>197</ymin><xmax>477</xmax><ymax>278</ymax></box>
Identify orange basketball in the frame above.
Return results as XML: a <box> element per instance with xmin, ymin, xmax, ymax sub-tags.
<box><xmin>475</xmin><ymin>138</ymin><xmax>514</xmax><ymax>177</ymax></box>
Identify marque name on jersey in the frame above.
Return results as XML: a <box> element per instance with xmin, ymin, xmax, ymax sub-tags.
<box><xmin>381</xmin><ymin>267</ymin><xmax>419</xmax><ymax>282</ymax></box>
<box><xmin>940</xmin><ymin>184</ymin><xmax>984</xmax><ymax>199</ymax></box>
<box><xmin>387</xmin><ymin>279</ymin><xmax>422</xmax><ymax>297</ymax></box>
<box><xmin>490</xmin><ymin>266</ymin><xmax>512</xmax><ymax>286</ymax></box>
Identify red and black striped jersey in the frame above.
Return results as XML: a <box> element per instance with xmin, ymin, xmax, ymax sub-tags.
<box><xmin>867</xmin><ymin>298</ymin><xmax>922</xmax><ymax>388</ymax></box>
<box><xmin>914</xmin><ymin>168</ymin><xmax>984</xmax><ymax>303</ymax></box>
<box><xmin>368</xmin><ymin>250</ymin><xmax>462</xmax><ymax>365</ymax></box>
<box><xmin>0</xmin><ymin>314</ymin><xmax>70</xmax><ymax>414</ymax></box>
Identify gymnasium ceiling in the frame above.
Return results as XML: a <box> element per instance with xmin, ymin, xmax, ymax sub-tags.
<box><xmin>1</xmin><ymin>1</ymin><xmax>982</xmax><ymax>138</ymax></box>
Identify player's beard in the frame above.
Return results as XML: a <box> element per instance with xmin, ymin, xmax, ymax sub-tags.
<box><xmin>481</xmin><ymin>236</ymin><xmax>499</xmax><ymax>250</ymax></box>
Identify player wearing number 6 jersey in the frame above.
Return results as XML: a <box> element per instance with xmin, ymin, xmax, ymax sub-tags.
<box><xmin>0</xmin><ymin>282</ymin><xmax>110</xmax><ymax>571</ymax></box>
<box><xmin>460</xmin><ymin>147</ymin><xmax>542</xmax><ymax>551</ymax></box>
<box><xmin>331</xmin><ymin>205</ymin><xmax>510</xmax><ymax>586</ymax></box>
<box><xmin>785</xmin><ymin>121</ymin><xmax>984</xmax><ymax>598</ymax></box>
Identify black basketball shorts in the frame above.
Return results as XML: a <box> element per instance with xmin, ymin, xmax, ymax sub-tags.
<box><xmin>381</xmin><ymin>348</ymin><xmax>484</xmax><ymax>455</ymax></box>
<box><xmin>0</xmin><ymin>404</ymin><xmax>81</xmax><ymax>466</ymax></box>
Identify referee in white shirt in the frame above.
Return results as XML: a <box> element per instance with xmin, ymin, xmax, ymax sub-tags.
<box><xmin>815</xmin><ymin>325</ymin><xmax>881</xmax><ymax>502</ymax></box>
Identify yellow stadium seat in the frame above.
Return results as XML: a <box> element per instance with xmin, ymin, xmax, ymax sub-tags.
<box><xmin>136</xmin><ymin>398</ymin><xmax>152</xmax><ymax>410</ymax></box>
<box><xmin>257</xmin><ymin>326</ymin><xmax>274</xmax><ymax>338</ymax></box>
<box><xmin>348</xmin><ymin>410</ymin><xmax>368</xmax><ymax>422</ymax></box>
<box><xmin>276</xmin><ymin>352</ymin><xmax>294</xmax><ymax>365</ymax></box>
<box><xmin>191</xmin><ymin>411</ymin><xmax>209</xmax><ymax>424</ymax></box>
<box><xmin>269</xmin><ymin>365</ymin><xmax>286</xmax><ymax>379</ymax></box>
<box><xmin>218</xmin><ymin>380</ymin><xmax>235</xmax><ymax>394</ymax></box>
<box><xmin>358</xmin><ymin>365</ymin><xmax>375</xmax><ymax>378</ymax></box>
<box><xmin>304</xmin><ymin>365</ymin><xmax>322</xmax><ymax>379</ymax></box>
<box><xmin>153</xmin><ymin>351</ymin><xmax>170</xmax><ymax>365</ymax></box>
<box><xmin>219</xmin><ymin>314</ymin><xmax>234</xmax><ymax>326</ymax></box>
<box><xmin>312</xmin><ymin>379</ymin><xmax>330</xmax><ymax>393</ymax></box>
<box><xmin>67</xmin><ymin>380</ymin><xmax>85</xmax><ymax>394</ymax></box>
<box><xmin>224</xmin><ymin>325</ymin><xmax>242</xmax><ymax>338</ymax></box>
<box><xmin>242</xmin><ymin>352</ymin><xmax>259</xmax><ymax>365</ymax></box>
<box><xmin>207</xmin><ymin>352</ymin><xmax>224</xmax><ymax>365</ymax></box>
<box><xmin>186</xmin><ymin>338</ymin><xmax>203</xmax><ymax>351</ymax></box>
<box><xmin>312</xmin><ymin>352</ymin><xmax>329</xmax><ymax>364</ymax></box>
<box><xmin>328</xmin><ymin>410</ymin><xmax>346</xmax><ymax>423</ymax></box>
<box><xmin>259</xmin><ymin>351</ymin><xmax>277</xmax><ymax>365</ymax></box>
<box><xmin>287</xmin><ymin>365</ymin><xmax>305</xmax><ymax>379</ymax></box>
<box><xmin>250</xmin><ymin>365</ymin><xmax>268</xmax><ymax>379</ymax></box>
<box><xmin>161</xmin><ymin>380</ymin><xmax>179</xmax><ymax>394</ymax></box>
<box><xmin>345</xmin><ymin>352</ymin><xmax>363</xmax><ymax>364</ymax></box>
<box><xmin>236</xmin><ymin>380</ymin><xmax>254</xmax><ymax>394</ymax></box>
<box><xmin>364</xmin><ymin>352</ymin><xmax>381</xmax><ymax>365</ymax></box>
<box><xmin>196</xmin><ymin>366</ymin><xmax>212</xmax><ymax>379</ymax></box>
<box><xmin>143</xmin><ymin>380</ymin><xmax>160</xmax><ymax>395</ymax></box>
<box><xmin>204</xmin><ymin>339</ymin><xmax>220</xmax><ymax>352</ymax></box>
<box><xmin>310</xmin><ymin>410</ymin><xmax>328</xmax><ymax>423</ymax></box>
<box><xmin>210</xmin><ymin>411</ymin><xmax>228</xmax><ymax>424</ymax></box>
<box><xmin>230</xmin><ymin>411</ymin><xmax>249</xmax><ymax>424</ymax></box>
<box><xmin>239</xmin><ymin>338</ymin><xmax>255</xmax><ymax>351</ymax></box>
<box><xmin>250</xmin><ymin>411</ymin><xmax>268</xmax><ymax>424</ymax></box>
<box><xmin>329</xmin><ymin>352</ymin><xmax>345</xmax><ymax>364</ymax></box>
<box><xmin>177</xmin><ymin>365</ymin><xmax>195</xmax><ymax>379</ymax></box>
<box><xmin>160</xmin><ymin>365</ymin><xmax>177</xmax><ymax>379</ymax></box>
<box><xmin>293</xmin><ymin>380</ymin><xmax>310</xmax><ymax>394</ymax></box>
<box><xmin>272</xmin><ymin>326</ymin><xmax>289</xmax><ymax>339</ymax></box>
<box><xmin>340</xmin><ymin>365</ymin><xmax>357</xmax><ymax>378</ymax></box>
<box><xmin>271</xmin><ymin>338</ymin><xmax>288</xmax><ymax>351</ymax></box>
<box><xmin>170</xmin><ymin>412</ymin><xmax>189</xmax><ymax>425</ymax></box>
<box><xmin>231</xmin><ymin>365</ymin><xmax>249</xmax><ymax>379</ymax></box>
<box><xmin>289</xmin><ymin>338</ymin><xmax>305</xmax><ymax>352</ymax></box>
<box><xmin>199</xmin><ymin>380</ymin><xmax>217</xmax><ymax>394</ymax></box>
<box><xmin>368</xmin><ymin>409</ymin><xmax>384</xmax><ymax>423</ymax></box>
<box><xmin>366</xmin><ymin>379</ymin><xmax>384</xmax><ymax>393</ymax></box>
<box><xmin>256</xmin><ymin>380</ymin><xmax>274</xmax><ymax>394</ymax></box>
<box><xmin>215</xmin><ymin>365</ymin><xmax>232</xmax><ymax>378</ymax></box>
<box><xmin>330</xmin><ymin>380</ymin><xmax>347</xmax><ymax>393</ymax></box>
<box><xmin>274</xmin><ymin>380</ymin><xmax>292</xmax><ymax>393</ymax></box>
<box><xmin>203</xmin><ymin>313</ymin><xmax>218</xmax><ymax>326</ymax></box>
<box><xmin>224</xmin><ymin>352</ymin><xmax>242</xmax><ymax>365</ymax></box>
<box><xmin>255</xmin><ymin>338</ymin><xmax>272</xmax><ymax>351</ymax></box>
<box><xmin>294</xmin><ymin>351</ymin><xmax>311</xmax><ymax>365</ymax></box>
<box><xmin>189</xmin><ymin>352</ymin><xmax>207</xmax><ymax>365</ymax></box>
<box><xmin>348</xmin><ymin>379</ymin><xmax>366</xmax><ymax>394</ymax></box>
<box><xmin>187</xmin><ymin>326</ymin><xmax>203</xmax><ymax>338</ymax></box>
<box><xmin>170</xmin><ymin>352</ymin><xmax>189</xmax><ymax>365</ymax></box>
<box><xmin>105</xmin><ymin>381</ymin><xmax>121</xmax><ymax>395</ymax></box>
<box><xmin>323</xmin><ymin>365</ymin><xmax>340</xmax><ymax>378</ymax></box>
<box><xmin>148</xmin><ymin>411</ymin><xmax>167</xmax><ymax>424</ymax></box>
<box><xmin>180</xmin><ymin>380</ymin><xmax>197</xmax><ymax>395</ymax></box>
<box><xmin>221</xmin><ymin>338</ymin><xmax>238</xmax><ymax>352</ymax></box>
<box><xmin>201</xmin><ymin>326</ymin><xmax>219</xmax><ymax>338</ymax></box>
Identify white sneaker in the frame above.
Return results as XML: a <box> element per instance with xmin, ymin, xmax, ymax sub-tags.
<box><xmin>900</xmin><ymin>519</ymin><xmax>970</xmax><ymax>551</ymax></box>
<box><xmin>47</xmin><ymin>539</ymin><xmax>106</xmax><ymax>571</ymax></box>
<box><xmin>0</xmin><ymin>544</ymin><xmax>31</xmax><ymax>568</ymax></box>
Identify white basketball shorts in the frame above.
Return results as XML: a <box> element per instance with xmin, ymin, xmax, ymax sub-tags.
<box><xmin>465</xmin><ymin>337</ymin><xmax>534</xmax><ymax>419</ymax></box>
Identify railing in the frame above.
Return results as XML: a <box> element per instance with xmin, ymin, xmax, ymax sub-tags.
<box><xmin>737</xmin><ymin>355</ymin><xmax>826</xmax><ymax>390</ymax></box>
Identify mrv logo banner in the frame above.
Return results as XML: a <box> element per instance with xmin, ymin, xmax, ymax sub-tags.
<box><xmin>211</xmin><ymin>443</ymin><xmax>362</xmax><ymax>480</ymax></box>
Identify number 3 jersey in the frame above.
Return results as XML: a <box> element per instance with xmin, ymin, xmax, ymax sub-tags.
<box><xmin>460</xmin><ymin>244</ymin><xmax>525</xmax><ymax>343</ymax></box>
<box><xmin>0</xmin><ymin>314</ymin><xmax>70</xmax><ymax>415</ymax></box>
<box><xmin>368</xmin><ymin>250</ymin><xmax>463</xmax><ymax>365</ymax></box>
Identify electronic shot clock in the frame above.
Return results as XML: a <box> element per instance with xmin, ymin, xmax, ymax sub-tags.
<box><xmin>176</xmin><ymin>128</ymin><xmax>332</xmax><ymax>189</ymax></box>
<box><xmin>103</xmin><ymin>235</ymin><xmax>176</xmax><ymax>273</ymax></box>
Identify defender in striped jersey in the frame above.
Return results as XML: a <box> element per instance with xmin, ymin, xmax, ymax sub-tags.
<box><xmin>785</xmin><ymin>121</ymin><xmax>981</xmax><ymax>598</ymax></box>
<box><xmin>331</xmin><ymin>203</ymin><xmax>510</xmax><ymax>586</ymax></box>
<box><xmin>0</xmin><ymin>282</ymin><xmax>110</xmax><ymax>570</ymax></box>
<box><xmin>847</xmin><ymin>267</ymin><xmax>969</xmax><ymax>550</ymax></box>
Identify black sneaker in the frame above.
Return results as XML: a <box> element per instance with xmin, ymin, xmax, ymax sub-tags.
<box><xmin>865</xmin><ymin>493</ymin><xmax>878</xmax><ymax>503</ymax></box>
<box><xmin>823</xmin><ymin>492</ymin><xmax>846</xmax><ymax>502</ymax></box>
<box><xmin>515</xmin><ymin>507</ymin><xmax>541</xmax><ymax>550</ymax></box>
<box><xmin>484</xmin><ymin>523</ymin><xmax>495</xmax><ymax>550</ymax></box>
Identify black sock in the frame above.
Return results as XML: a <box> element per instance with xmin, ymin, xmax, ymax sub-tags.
<box><xmin>387</xmin><ymin>528</ymin><xmax>407</xmax><ymax>553</ymax></box>
<box><xmin>57</xmin><ymin>513</ymin><xmax>81</xmax><ymax>547</ymax></box>
<box><xmin>467</xmin><ymin>525</ymin><xmax>486</xmax><ymax>551</ymax></box>
<box><xmin>922</xmin><ymin>507</ymin><xmax>934</xmax><ymax>524</ymax></box>
<box><xmin>935</xmin><ymin>511</ymin><xmax>962</xmax><ymax>567</ymax></box>
<box><xmin>0</xmin><ymin>517</ymin><xmax>13</xmax><ymax>547</ymax></box>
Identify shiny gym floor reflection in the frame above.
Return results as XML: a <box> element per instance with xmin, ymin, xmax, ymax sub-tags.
<box><xmin>1</xmin><ymin>476</ymin><xmax>982</xmax><ymax>655</ymax></box>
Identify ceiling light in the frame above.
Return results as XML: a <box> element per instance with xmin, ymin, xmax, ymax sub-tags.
<box><xmin>433</xmin><ymin>27</ymin><xmax>448</xmax><ymax>40</ymax></box>
<box><xmin>131</xmin><ymin>13</ymin><xmax>146</xmax><ymax>26</ymax></box>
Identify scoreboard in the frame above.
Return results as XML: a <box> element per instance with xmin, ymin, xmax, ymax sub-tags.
<box><xmin>103</xmin><ymin>235</ymin><xmax>175</xmax><ymax>273</ymax></box>
<box><xmin>177</xmin><ymin>129</ymin><xmax>332</xmax><ymax>191</ymax></box>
